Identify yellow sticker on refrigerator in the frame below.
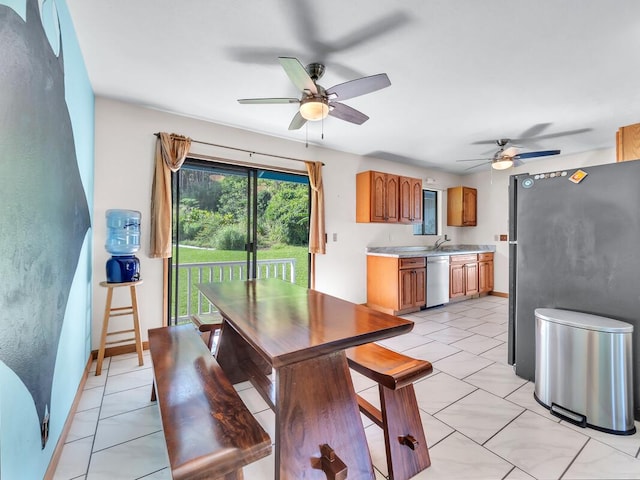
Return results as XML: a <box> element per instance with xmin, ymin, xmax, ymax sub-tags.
<box><xmin>569</xmin><ymin>169</ymin><xmax>588</xmax><ymax>184</ymax></box>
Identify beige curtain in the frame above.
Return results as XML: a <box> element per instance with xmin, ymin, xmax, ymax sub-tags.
<box><xmin>150</xmin><ymin>132</ymin><xmax>192</xmax><ymax>258</ymax></box>
<box><xmin>306</xmin><ymin>161</ymin><xmax>326</xmax><ymax>255</ymax></box>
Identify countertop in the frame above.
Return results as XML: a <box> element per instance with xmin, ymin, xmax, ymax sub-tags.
<box><xmin>366</xmin><ymin>244</ymin><xmax>496</xmax><ymax>258</ymax></box>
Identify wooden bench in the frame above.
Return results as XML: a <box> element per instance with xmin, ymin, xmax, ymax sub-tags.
<box><xmin>148</xmin><ymin>324</ymin><xmax>271</xmax><ymax>480</ymax></box>
<box><xmin>190</xmin><ymin>313</ymin><xmax>223</xmax><ymax>352</ymax></box>
<box><xmin>346</xmin><ymin>343</ymin><xmax>433</xmax><ymax>480</ymax></box>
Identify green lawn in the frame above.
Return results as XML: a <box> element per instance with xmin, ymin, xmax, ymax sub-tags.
<box><xmin>171</xmin><ymin>244</ymin><xmax>309</xmax><ymax>320</ymax></box>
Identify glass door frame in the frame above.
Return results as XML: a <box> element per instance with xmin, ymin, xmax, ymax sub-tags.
<box><xmin>168</xmin><ymin>158</ymin><xmax>310</xmax><ymax>325</ymax></box>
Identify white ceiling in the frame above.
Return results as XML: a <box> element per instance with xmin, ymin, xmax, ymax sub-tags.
<box><xmin>66</xmin><ymin>0</ymin><xmax>640</xmax><ymax>173</ymax></box>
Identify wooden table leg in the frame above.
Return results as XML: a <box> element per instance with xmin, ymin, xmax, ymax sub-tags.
<box><xmin>276</xmin><ymin>352</ymin><xmax>375</xmax><ymax>480</ymax></box>
<box><xmin>216</xmin><ymin>322</ymin><xmax>258</xmax><ymax>384</ymax></box>
<box><xmin>217</xmin><ymin>322</ymin><xmax>275</xmax><ymax>408</ymax></box>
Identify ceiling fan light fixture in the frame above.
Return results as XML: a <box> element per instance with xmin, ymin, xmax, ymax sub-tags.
<box><xmin>492</xmin><ymin>157</ymin><xmax>514</xmax><ymax>170</ymax></box>
<box><xmin>299</xmin><ymin>97</ymin><xmax>329</xmax><ymax>121</ymax></box>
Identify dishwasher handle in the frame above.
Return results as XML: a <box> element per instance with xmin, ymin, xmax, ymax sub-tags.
<box><xmin>427</xmin><ymin>256</ymin><xmax>449</xmax><ymax>264</ymax></box>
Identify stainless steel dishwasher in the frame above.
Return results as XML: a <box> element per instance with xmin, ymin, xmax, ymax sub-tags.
<box><xmin>426</xmin><ymin>255</ymin><xmax>450</xmax><ymax>307</ymax></box>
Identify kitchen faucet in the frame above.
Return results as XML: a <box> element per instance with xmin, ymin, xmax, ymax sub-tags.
<box><xmin>434</xmin><ymin>236</ymin><xmax>450</xmax><ymax>249</ymax></box>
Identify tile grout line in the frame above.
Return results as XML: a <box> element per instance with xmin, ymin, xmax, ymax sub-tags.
<box><xmin>480</xmin><ymin>408</ymin><xmax>527</xmax><ymax>448</ymax></box>
<box><xmin>84</xmin><ymin>359</ymin><xmax>109</xmax><ymax>478</ymax></box>
<box><xmin>558</xmin><ymin>436</ymin><xmax>590</xmax><ymax>480</ymax></box>
<box><xmin>500</xmin><ymin>465</ymin><xmax>518</xmax><ymax>480</ymax></box>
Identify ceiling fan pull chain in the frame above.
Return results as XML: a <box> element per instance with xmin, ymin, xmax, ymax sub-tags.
<box><xmin>321</xmin><ymin>115</ymin><xmax>324</xmax><ymax>140</ymax></box>
<box><xmin>305</xmin><ymin>122</ymin><xmax>309</xmax><ymax>148</ymax></box>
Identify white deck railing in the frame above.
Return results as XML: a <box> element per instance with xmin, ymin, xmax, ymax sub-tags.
<box><xmin>172</xmin><ymin>258</ymin><xmax>296</xmax><ymax>323</ymax></box>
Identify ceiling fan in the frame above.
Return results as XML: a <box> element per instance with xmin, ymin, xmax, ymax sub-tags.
<box><xmin>472</xmin><ymin>123</ymin><xmax>590</xmax><ymax>151</ymax></box>
<box><xmin>457</xmin><ymin>139</ymin><xmax>561</xmax><ymax>170</ymax></box>
<box><xmin>226</xmin><ymin>1</ymin><xmax>409</xmax><ymax>80</ymax></box>
<box><xmin>237</xmin><ymin>57</ymin><xmax>391</xmax><ymax>130</ymax></box>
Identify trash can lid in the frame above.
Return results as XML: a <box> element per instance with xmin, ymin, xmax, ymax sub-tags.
<box><xmin>535</xmin><ymin>308</ymin><xmax>633</xmax><ymax>333</ymax></box>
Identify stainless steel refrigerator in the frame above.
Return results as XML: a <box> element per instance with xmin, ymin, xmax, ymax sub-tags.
<box><xmin>508</xmin><ymin>160</ymin><xmax>640</xmax><ymax>420</ymax></box>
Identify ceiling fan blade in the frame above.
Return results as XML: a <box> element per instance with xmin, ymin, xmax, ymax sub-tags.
<box><xmin>513</xmin><ymin>158</ymin><xmax>525</xmax><ymax>167</ymax></box>
<box><xmin>328</xmin><ymin>102</ymin><xmax>369</xmax><ymax>125</ymax></box>
<box><xmin>474</xmin><ymin>126</ymin><xmax>591</xmax><ymax>146</ymax></box>
<box><xmin>329</xmin><ymin>11</ymin><xmax>410</xmax><ymax>52</ymax></box>
<box><xmin>514</xmin><ymin>149</ymin><xmax>560</xmax><ymax>160</ymax></box>
<box><xmin>288</xmin><ymin>111</ymin><xmax>307</xmax><ymax>130</ymax></box>
<box><xmin>279</xmin><ymin>57</ymin><xmax>317</xmax><ymax>94</ymax></box>
<box><xmin>473</xmin><ymin>139</ymin><xmax>502</xmax><ymax>146</ymax></box>
<box><xmin>456</xmin><ymin>158</ymin><xmax>491</xmax><ymax>162</ymax></box>
<box><xmin>515</xmin><ymin>123</ymin><xmax>552</xmax><ymax>140</ymax></box>
<box><xmin>226</xmin><ymin>46</ymin><xmax>301</xmax><ymax>65</ymax></box>
<box><xmin>517</xmin><ymin>128</ymin><xmax>591</xmax><ymax>142</ymax></box>
<box><xmin>464</xmin><ymin>162</ymin><xmax>490</xmax><ymax>171</ymax></box>
<box><xmin>326</xmin><ymin>73</ymin><xmax>391</xmax><ymax>101</ymax></box>
<box><xmin>285</xmin><ymin>0</ymin><xmax>409</xmax><ymax>59</ymax></box>
<box><xmin>238</xmin><ymin>98</ymin><xmax>300</xmax><ymax>104</ymax></box>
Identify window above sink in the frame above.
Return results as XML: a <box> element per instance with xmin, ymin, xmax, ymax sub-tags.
<box><xmin>413</xmin><ymin>189</ymin><xmax>441</xmax><ymax>235</ymax></box>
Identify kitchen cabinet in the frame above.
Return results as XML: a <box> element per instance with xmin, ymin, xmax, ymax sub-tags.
<box><xmin>356</xmin><ymin>171</ymin><xmax>399</xmax><ymax>223</ymax></box>
<box><xmin>449</xmin><ymin>262</ymin><xmax>466</xmax><ymax>298</ymax></box>
<box><xmin>399</xmin><ymin>176</ymin><xmax>423</xmax><ymax>223</ymax></box>
<box><xmin>366</xmin><ymin>256</ymin><xmax>426</xmax><ymax>315</ymax></box>
<box><xmin>616</xmin><ymin>123</ymin><xmax>640</xmax><ymax>162</ymax></box>
<box><xmin>356</xmin><ymin>170</ymin><xmax>422</xmax><ymax>224</ymax></box>
<box><xmin>478</xmin><ymin>252</ymin><xmax>494</xmax><ymax>293</ymax></box>
<box><xmin>449</xmin><ymin>254</ymin><xmax>479</xmax><ymax>298</ymax></box>
<box><xmin>447</xmin><ymin>186</ymin><xmax>477</xmax><ymax>226</ymax></box>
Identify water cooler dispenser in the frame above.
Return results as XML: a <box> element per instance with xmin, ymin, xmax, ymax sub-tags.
<box><xmin>105</xmin><ymin>209</ymin><xmax>141</xmax><ymax>283</ymax></box>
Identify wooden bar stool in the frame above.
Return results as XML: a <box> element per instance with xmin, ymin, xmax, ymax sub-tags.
<box><xmin>96</xmin><ymin>280</ymin><xmax>144</xmax><ymax>376</ymax></box>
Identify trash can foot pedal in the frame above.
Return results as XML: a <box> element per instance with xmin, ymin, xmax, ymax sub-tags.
<box><xmin>550</xmin><ymin>403</ymin><xmax>587</xmax><ymax>427</ymax></box>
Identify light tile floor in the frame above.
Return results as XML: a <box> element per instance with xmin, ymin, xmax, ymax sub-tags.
<box><xmin>54</xmin><ymin>295</ymin><xmax>640</xmax><ymax>480</ymax></box>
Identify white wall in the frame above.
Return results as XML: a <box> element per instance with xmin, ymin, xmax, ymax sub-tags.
<box><xmin>94</xmin><ymin>97</ymin><xmax>616</xmax><ymax>348</ymax></box>
<box><xmin>93</xmin><ymin>97</ymin><xmax>462</xmax><ymax>347</ymax></box>
<box><xmin>460</xmin><ymin>148</ymin><xmax>616</xmax><ymax>294</ymax></box>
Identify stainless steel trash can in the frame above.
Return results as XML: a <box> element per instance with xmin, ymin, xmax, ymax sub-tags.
<box><xmin>534</xmin><ymin>308</ymin><xmax>635</xmax><ymax>435</ymax></box>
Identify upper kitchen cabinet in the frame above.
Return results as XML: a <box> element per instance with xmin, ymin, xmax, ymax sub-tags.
<box><xmin>356</xmin><ymin>170</ymin><xmax>423</xmax><ymax>224</ymax></box>
<box><xmin>616</xmin><ymin>123</ymin><xmax>640</xmax><ymax>162</ymax></box>
<box><xmin>447</xmin><ymin>186</ymin><xmax>477</xmax><ymax>226</ymax></box>
<box><xmin>356</xmin><ymin>170</ymin><xmax>399</xmax><ymax>222</ymax></box>
<box><xmin>399</xmin><ymin>176</ymin><xmax>423</xmax><ymax>223</ymax></box>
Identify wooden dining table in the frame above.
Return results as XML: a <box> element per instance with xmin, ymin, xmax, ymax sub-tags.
<box><xmin>197</xmin><ymin>278</ymin><xmax>414</xmax><ymax>480</ymax></box>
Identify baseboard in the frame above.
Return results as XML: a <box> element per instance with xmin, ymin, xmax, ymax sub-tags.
<box><xmin>489</xmin><ymin>291</ymin><xmax>509</xmax><ymax>298</ymax></box>
<box><xmin>43</xmin><ymin>355</ymin><xmax>93</xmax><ymax>480</ymax></box>
<box><xmin>44</xmin><ymin>342</ymin><xmax>152</xmax><ymax>478</ymax></box>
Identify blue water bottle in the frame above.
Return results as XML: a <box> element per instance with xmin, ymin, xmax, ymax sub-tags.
<box><xmin>105</xmin><ymin>209</ymin><xmax>141</xmax><ymax>283</ymax></box>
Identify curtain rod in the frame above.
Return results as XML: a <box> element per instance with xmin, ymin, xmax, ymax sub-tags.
<box><xmin>154</xmin><ymin>132</ymin><xmax>323</xmax><ymax>166</ymax></box>
<box><xmin>189</xmin><ymin>153</ymin><xmax>307</xmax><ymax>176</ymax></box>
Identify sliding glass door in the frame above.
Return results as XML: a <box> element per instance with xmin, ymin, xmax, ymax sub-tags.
<box><xmin>169</xmin><ymin>159</ymin><xmax>310</xmax><ymax>324</ymax></box>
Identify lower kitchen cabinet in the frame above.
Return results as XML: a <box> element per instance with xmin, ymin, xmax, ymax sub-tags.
<box><xmin>367</xmin><ymin>251</ymin><xmax>493</xmax><ymax>311</ymax></box>
<box><xmin>449</xmin><ymin>254</ymin><xmax>479</xmax><ymax>298</ymax></box>
<box><xmin>399</xmin><ymin>265</ymin><xmax>426</xmax><ymax>311</ymax></box>
<box><xmin>449</xmin><ymin>262</ymin><xmax>465</xmax><ymax>298</ymax></box>
<box><xmin>367</xmin><ymin>256</ymin><xmax>426</xmax><ymax>315</ymax></box>
<box><xmin>478</xmin><ymin>252</ymin><xmax>494</xmax><ymax>293</ymax></box>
